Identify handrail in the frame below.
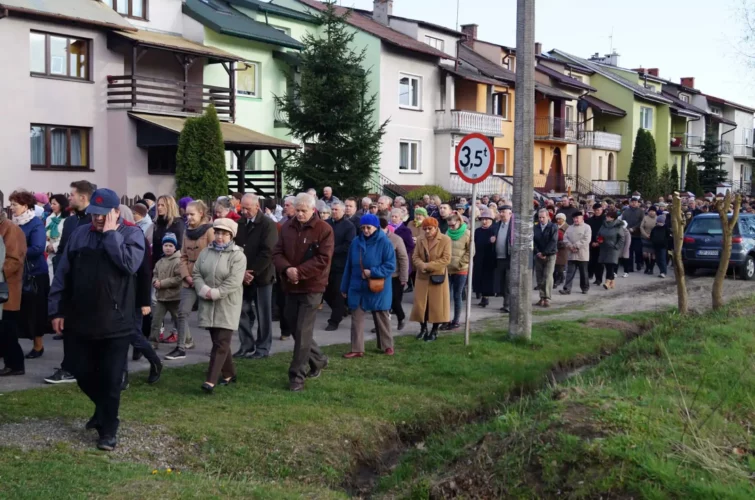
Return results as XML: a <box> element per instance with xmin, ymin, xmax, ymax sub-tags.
<box><xmin>107</xmin><ymin>74</ymin><xmax>231</xmax><ymax>92</ymax></box>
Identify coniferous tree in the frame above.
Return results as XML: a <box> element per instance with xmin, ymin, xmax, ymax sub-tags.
<box><xmin>628</xmin><ymin>129</ymin><xmax>658</xmax><ymax>199</ymax></box>
<box><xmin>685</xmin><ymin>160</ymin><xmax>702</xmax><ymax>196</ymax></box>
<box><xmin>697</xmin><ymin>136</ymin><xmax>728</xmax><ymax>192</ymax></box>
<box><xmin>670</xmin><ymin>163</ymin><xmax>680</xmax><ymax>192</ymax></box>
<box><xmin>658</xmin><ymin>164</ymin><xmax>672</xmax><ymax>197</ymax></box>
<box><xmin>175</xmin><ymin>105</ymin><xmax>228</xmax><ymax>199</ymax></box>
<box><xmin>275</xmin><ymin>2</ymin><xmax>387</xmax><ymax>197</ymax></box>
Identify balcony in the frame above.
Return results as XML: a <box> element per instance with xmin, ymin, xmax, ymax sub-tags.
<box><xmin>580</xmin><ymin>131</ymin><xmax>622</xmax><ymax>151</ymax></box>
<box><xmin>107</xmin><ymin>75</ymin><xmax>234</xmax><ymax>121</ymax></box>
<box><xmin>733</xmin><ymin>144</ymin><xmax>754</xmax><ymax>159</ymax></box>
<box><xmin>534</xmin><ymin>117</ymin><xmax>578</xmax><ymax>142</ymax></box>
<box><xmin>670</xmin><ymin>133</ymin><xmax>703</xmax><ymax>152</ymax></box>
<box><xmin>591</xmin><ymin>180</ymin><xmax>629</xmax><ymax>196</ymax></box>
<box><xmin>449</xmin><ymin>173</ymin><xmax>513</xmax><ymax>198</ymax></box>
<box><xmin>731</xmin><ymin>180</ymin><xmax>754</xmax><ymax>195</ymax></box>
<box><xmin>435</xmin><ymin>110</ymin><xmax>504</xmax><ymax>138</ymax></box>
<box><xmin>720</xmin><ymin>140</ymin><xmax>733</xmax><ymax>155</ymax></box>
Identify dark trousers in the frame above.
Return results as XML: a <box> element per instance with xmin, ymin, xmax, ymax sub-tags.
<box><xmin>323</xmin><ymin>270</ymin><xmax>346</xmax><ymax>326</ymax></box>
<box><xmin>285</xmin><ymin>293</ymin><xmax>328</xmax><ymax>384</ymax></box>
<box><xmin>64</xmin><ymin>335</ymin><xmax>130</xmax><ymax>437</ymax></box>
<box><xmin>655</xmin><ymin>247</ymin><xmax>668</xmax><ymax>274</ymax></box>
<box><xmin>588</xmin><ymin>246</ymin><xmax>604</xmax><ymax>283</ymax></box>
<box><xmin>563</xmin><ymin>261</ymin><xmax>589</xmax><ymax>292</ymax></box>
<box><xmin>391</xmin><ymin>276</ymin><xmax>405</xmax><ymax>322</ymax></box>
<box><xmin>208</xmin><ymin>328</ymin><xmax>236</xmax><ymax>384</ymax></box>
<box><xmin>0</xmin><ymin>310</ymin><xmax>24</xmax><ymax>371</ymax></box>
<box><xmin>605</xmin><ymin>263</ymin><xmax>619</xmax><ymax>280</ymax></box>
<box><xmin>129</xmin><ymin>309</ymin><xmax>159</xmax><ymax>368</ymax></box>
<box><xmin>497</xmin><ymin>258</ymin><xmax>511</xmax><ymax>307</ymax></box>
<box><xmin>620</xmin><ymin>258</ymin><xmax>632</xmax><ymax>274</ymax></box>
<box><xmin>630</xmin><ymin>238</ymin><xmax>643</xmax><ymax>270</ymax></box>
<box><xmin>274</xmin><ymin>279</ymin><xmax>292</xmax><ymax>337</ymax></box>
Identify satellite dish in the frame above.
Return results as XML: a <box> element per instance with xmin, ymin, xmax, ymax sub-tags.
<box><xmin>577</xmin><ymin>99</ymin><xmax>589</xmax><ymax>113</ymax></box>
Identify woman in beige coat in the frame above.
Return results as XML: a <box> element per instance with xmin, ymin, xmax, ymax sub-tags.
<box><xmin>410</xmin><ymin>217</ymin><xmax>451</xmax><ymax>342</ymax></box>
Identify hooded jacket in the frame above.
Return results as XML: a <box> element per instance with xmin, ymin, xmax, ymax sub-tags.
<box><xmin>193</xmin><ymin>242</ymin><xmax>246</xmax><ymax>331</ymax></box>
<box><xmin>153</xmin><ymin>250</ymin><xmax>182</xmax><ymax>302</ymax></box>
<box><xmin>180</xmin><ymin>223</ymin><xmax>214</xmax><ymax>287</ymax></box>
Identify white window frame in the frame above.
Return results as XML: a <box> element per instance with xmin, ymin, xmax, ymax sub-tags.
<box><xmin>399</xmin><ymin>73</ymin><xmax>421</xmax><ymax>110</ymax></box>
<box><xmin>493</xmin><ymin>92</ymin><xmax>509</xmax><ymax>120</ymax></box>
<box><xmin>680</xmin><ymin>93</ymin><xmax>690</xmax><ymax>103</ymax></box>
<box><xmin>399</xmin><ymin>139</ymin><xmax>421</xmax><ymax>173</ymax></box>
<box><xmin>566</xmin><ymin>154</ymin><xmax>574</xmax><ymax>176</ymax></box>
<box><xmin>270</xmin><ymin>25</ymin><xmax>291</xmax><ymax>35</ymax></box>
<box><xmin>711</xmin><ymin>107</ymin><xmax>722</xmax><ymax>116</ymax></box>
<box><xmin>424</xmin><ymin>35</ymin><xmax>444</xmax><ymax>52</ymax></box>
<box><xmin>640</xmin><ymin>106</ymin><xmax>653</xmax><ymax>130</ymax></box>
<box><xmin>494</xmin><ymin>148</ymin><xmax>509</xmax><ymax>175</ymax></box>
<box><xmin>235</xmin><ymin>61</ymin><xmax>260</xmax><ymax>98</ymax></box>
<box><xmin>745</xmin><ymin>128</ymin><xmax>752</xmax><ymax>146</ymax></box>
<box><xmin>565</xmin><ymin>106</ymin><xmax>574</xmax><ymax>127</ymax></box>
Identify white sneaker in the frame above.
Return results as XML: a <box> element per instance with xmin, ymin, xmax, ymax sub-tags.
<box><xmin>659</xmin><ymin>274</ymin><xmax>666</xmax><ymax>278</ymax></box>
<box><xmin>622</xmin><ymin>273</ymin><xmax>628</xmax><ymax>278</ymax></box>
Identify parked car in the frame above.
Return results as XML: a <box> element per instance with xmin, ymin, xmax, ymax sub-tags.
<box><xmin>682</xmin><ymin>213</ymin><xmax>755</xmax><ymax>280</ymax></box>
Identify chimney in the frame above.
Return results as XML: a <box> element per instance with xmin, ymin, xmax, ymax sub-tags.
<box><xmin>632</xmin><ymin>67</ymin><xmax>647</xmax><ymax>74</ymax></box>
<box><xmin>373</xmin><ymin>0</ymin><xmax>392</xmax><ymax>26</ymax></box>
<box><xmin>648</xmin><ymin>68</ymin><xmax>659</xmax><ymax>77</ymax></box>
<box><xmin>461</xmin><ymin>23</ymin><xmax>478</xmax><ymax>47</ymax></box>
<box><xmin>535</xmin><ymin>42</ymin><xmax>542</xmax><ymax>55</ymax></box>
<box><xmin>680</xmin><ymin>77</ymin><xmax>695</xmax><ymax>89</ymax></box>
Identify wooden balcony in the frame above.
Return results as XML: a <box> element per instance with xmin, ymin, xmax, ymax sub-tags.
<box><xmin>435</xmin><ymin>110</ymin><xmax>504</xmax><ymax>138</ymax></box>
<box><xmin>534</xmin><ymin>117</ymin><xmax>578</xmax><ymax>142</ymax></box>
<box><xmin>580</xmin><ymin>130</ymin><xmax>622</xmax><ymax>151</ymax></box>
<box><xmin>107</xmin><ymin>74</ymin><xmax>234</xmax><ymax>121</ymax></box>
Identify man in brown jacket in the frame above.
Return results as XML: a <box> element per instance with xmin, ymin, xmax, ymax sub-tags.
<box><xmin>0</xmin><ymin>212</ymin><xmax>28</xmax><ymax>376</ymax></box>
<box><xmin>273</xmin><ymin>193</ymin><xmax>334</xmax><ymax>392</ymax></box>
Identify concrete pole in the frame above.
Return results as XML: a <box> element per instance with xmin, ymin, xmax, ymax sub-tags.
<box><xmin>464</xmin><ymin>182</ymin><xmax>478</xmax><ymax>346</ymax></box>
<box><xmin>509</xmin><ymin>0</ymin><xmax>535</xmax><ymax>340</ymax></box>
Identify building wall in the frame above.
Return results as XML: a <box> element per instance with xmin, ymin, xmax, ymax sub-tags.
<box><xmin>655</xmin><ymin>105</ymin><xmax>671</xmax><ymax>169</ymax></box>
<box><xmin>387</xmin><ymin>18</ymin><xmax>418</xmax><ymax>39</ymax></box>
<box><xmin>586</xmin><ymin>74</ymin><xmax>635</xmax><ymax>179</ymax></box>
<box><xmin>455</xmin><ymin>79</ymin><xmax>479</xmax><ymax>111</ymax></box>
<box><xmin>579</xmin><ymin>149</ymin><xmax>617</xmax><ymax>181</ymax></box>
<box><xmin>493</xmin><ymin>85</ymin><xmax>515</xmax><ymax>173</ymax></box>
<box><xmin>128</xmin><ymin>0</ymin><xmax>185</xmax><ymax>34</ymax></box>
<box><xmin>416</xmin><ymin>26</ymin><xmax>458</xmax><ymax>59</ymax></box>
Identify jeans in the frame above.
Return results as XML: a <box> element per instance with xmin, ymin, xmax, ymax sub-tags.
<box><xmin>630</xmin><ymin>237</ymin><xmax>643</xmax><ymax>270</ymax></box>
<box><xmin>129</xmin><ymin>309</ymin><xmax>160</xmax><ymax>367</ymax></box>
<box><xmin>563</xmin><ymin>261</ymin><xmax>589</xmax><ymax>293</ymax></box>
<box><xmin>176</xmin><ymin>287</ymin><xmax>196</xmax><ymax>349</ymax></box>
<box><xmin>323</xmin><ymin>271</ymin><xmax>346</xmax><ymax>326</ymax></box>
<box><xmin>535</xmin><ymin>254</ymin><xmax>557</xmax><ymax>300</ymax></box>
<box><xmin>448</xmin><ymin>273</ymin><xmax>467</xmax><ymax>324</ymax></box>
<box><xmin>238</xmin><ymin>283</ymin><xmax>274</xmax><ymax>355</ymax></box>
<box><xmin>64</xmin><ymin>335</ymin><xmax>130</xmax><ymax>437</ymax></box>
<box><xmin>655</xmin><ymin>248</ymin><xmax>668</xmax><ymax>274</ymax></box>
<box><xmin>149</xmin><ymin>300</ymin><xmax>180</xmax><ymax>344</ymax></box>
<box><xmin>0</xmin><ymin>310</ymin><xmax>24</xmax><ymax>371</ymax></box>
<box><xmin>285</xmin><ymin>293</ymin><xmax>328</xmax><ymax>384</ymax></box>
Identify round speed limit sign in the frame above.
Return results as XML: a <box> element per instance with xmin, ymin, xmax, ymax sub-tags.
<box><xmin>454</xmin><ymin>133</ymin><xmax>494</xmax><ymax>184</ymax></box>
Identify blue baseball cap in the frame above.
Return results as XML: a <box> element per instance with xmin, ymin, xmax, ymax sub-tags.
<box><xmin>86</xmin><ymin>188</ymin><xmax>120</xmax><ymax>216</ymax></box>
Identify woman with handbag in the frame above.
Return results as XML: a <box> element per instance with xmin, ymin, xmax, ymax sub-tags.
<box><xmin>45</xmin><ymin>194</ymin><xmax>69</xmax><ymax>283</ymax></box>
<box><xmin>1</xmin><ymin>213</ymin><xmax>27</xmax><ymax>376</ymax></box>
<box><xmin>410</xmin><ymin>217</ymin><xmax>451</xmax><ymax>342</ymax></box>
<box><xmin>341</xmin><ymin>214</ymin><xmax>396</xmax><ymax>358</ymax></box>
<box><xmin>9</xmin><ymin>191</ymin><xmax>49</xmax><ymax>359</ymax></box>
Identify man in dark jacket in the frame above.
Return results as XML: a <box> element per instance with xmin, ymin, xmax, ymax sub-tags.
<box><xmin>323</xmin><ymin>201</ymin><xmax>356</xmax><ymax>331</ymax></box>
<box><xmin>556</xmin><ymin>196</ymin><xmax>579</xmax><ymax>225</ymax></box>
<box><xmin>533</xmin><ymin>209</ymin><xmax>559</xmax><ymax>307</ymax></box>
<box><xmin>44</xmin><ymin>180</ymin><xmax>95</xmax><ymax>384</ymax></box>
<box><xmin>586</xmin><ymin>203</ymin><xmax>606</xmax><ymax>286</ymax></box>
<box><xmin>621</xmin><ymin>197</ymin><xmax>646</xmax><ymax>272</ymax></box>
<box><xmin>273</xmin><ymin>193</ymin><xmax>334</xmax><ymax>392</ymax></box>
<box><xmin>234</xmin><ymin>194</ymin><xmax>278</xmax><ymax>359</ymax></box>
<box><xmin>48</xmin><ymin>188</ymin><xmax>145</xmax><ymax>451</ymax></box>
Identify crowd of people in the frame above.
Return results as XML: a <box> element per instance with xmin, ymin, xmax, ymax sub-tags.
<box><xmin>0</xmin><ymin>180</ymin><xmax>750</xmax><ymax>451</ymax></box>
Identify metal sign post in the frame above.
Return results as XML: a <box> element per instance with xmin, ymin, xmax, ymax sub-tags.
<box><xmin>454</xmin><ymin>133</ymin><xmax>494</xmax><ymax>346</ymax></box>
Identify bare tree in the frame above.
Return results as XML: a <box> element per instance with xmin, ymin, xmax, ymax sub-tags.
<box><xmin>711</xmin><ymin>191</ymin><xmax>742</xmax><ymax>310</ymax></box>
<box><xmin>671</xmin><ymin>192</ymin><xmax>688</xmax><ymax>315</ymax></box>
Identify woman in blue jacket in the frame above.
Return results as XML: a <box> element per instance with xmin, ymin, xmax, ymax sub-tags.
<box><xmin>341</xmin><ymin>214</ymin><xmax>396</xmax><ymax>358</ymax></box>
<box><xmin>9</xmin><ymin>191</ymin><xmax>49</xmax><ymax>359</ymax></box>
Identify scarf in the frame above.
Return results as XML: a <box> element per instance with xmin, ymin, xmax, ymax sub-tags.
<box><xmin>414</xmin><ymin>218</ymin><xmax>424</xmax><ymax>228</ymax></box>
<box><xmin>448</xmin><ymin>223</ymin><xmax>468</xmax><ymax>241</ymax></box>
<box><xmin>389</xmin><ymin>221</ymin><xmax>402</xmax><ymax>230</ymax></box>
<box><xmin>186</xmin><ymin>223</ymin><xmax>213</xmax><ymax>241</ymax></box>
<box><xmin>211</xmin><ymin>241</ymin><xmax>230</xmax><ymax>251</ymax></box>
<box><xmin>46</xmin><ymin>215</ymin><xmax>63</xmax><ymax>239</ymax></box>
<box><xmin>13</xmin><ymin>209</ymin><xmax>36</xmax><ymax>227</ymax></box>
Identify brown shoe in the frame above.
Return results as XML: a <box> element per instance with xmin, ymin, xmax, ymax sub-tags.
<box><xmin>289</xmin><ymin>380</ymin><xmax>304</xmax><ymax>392</ymax></box>
<box><xmin>343</xmin><ymin>352</ymin><xmax>364</xmax><ymax>359</ymax></box>
<box><xmin>536</xmin><ymin>299</ymin><xmax>545</xmax><ymax>307</ymax></box>
<box><xmin>542</xmin><ymin>299</ymin><xmax>550</xmax><ymax>308</ymax></box>
<box><xmin>280</xmin><ymin>335</ymin><xmax>291</xmax><ymax>341</ymax></box>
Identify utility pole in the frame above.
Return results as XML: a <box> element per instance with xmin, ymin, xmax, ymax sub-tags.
<box><xmin>509</xmin><ymin>0</ymin><xmax>535</xmax><ymax>340</ymax></box>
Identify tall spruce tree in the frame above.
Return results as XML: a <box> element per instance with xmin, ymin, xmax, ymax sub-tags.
<box><xmin>697</xmin><ymin>136</ymin><xmax>728</xmax><ymax>192</ymax></box>
<box><xmin>628</xmin><ymin>129</ymin><xmax>658</xmax><ymax>199</ymax></box>
<box><xmin>658</xmin><ymin>163</ymin><xmax>672</xmax><ymax>197</ymax></box>
<box><xmin>685</xmin><ymin>160</ymin><xmax>702</xmax><ymax>196</ymax></box>
<box><xmin>275</xmin><ymin>3</ymin><xmax>387</xmax><ymax>197</ymax></box>
<box><xmin>175</xmin><ymin>105</ymin><xmax>228</xmax><ymax>200</ymax></box>
<box><xmin>670</xmin><ymin>163</ymin><xmax>680</xmax><ymax>192</ymax></box>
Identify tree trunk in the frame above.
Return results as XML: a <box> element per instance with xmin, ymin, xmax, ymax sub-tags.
<box><xmin>671</xmin><ymin>193</ymin><xmax>688</xmax><ymax>314</ymax></box>
<box><xmin>712</xmin><ymin>192</ymin><xmax>741</xmax><ymax>310</ymax></box>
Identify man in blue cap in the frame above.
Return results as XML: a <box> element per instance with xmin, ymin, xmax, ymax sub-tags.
<box><xmin>48</xmin><ymin>188</ymin><xmax>145</xmax><ymax>451</ymax></box>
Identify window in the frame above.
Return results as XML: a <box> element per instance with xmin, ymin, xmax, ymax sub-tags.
<box><xmin>640</xmin><ymin>106</ymin><xmax>653</xmax><ymax>130</ymax></box>
<box><xmin>236</xmin><ymin>61</ymin><xmax>260</xmax><ymax>97</ymax></box>
<box><xmin>30</xmin><ymin>125</ymin><xmax>90</xmax><ymax>170</ymax></box>
<box><xmin>502</xmin><ymin>56</ymin><xmax>514</xmax><ymax>71</ymax></box>
<box><xmin>539</xmin><ymin>148</ymin><xmax>545</xmax><ymax>175</ymax></box>
<box><xmin>711</xmin><ymin>107</ymin><xmax>722</xmax><ymax>116</ymax></box>
<box><xmin>271</xmin><ymin>25</ymin><xmax>291</xmax><ymax>35</ymax></box>
<box><xmin>30</xmin><ymin>32</ymin><xmax>89</xmax><ymax>80</ymax></box>
<box><xmin>102</xmin><ymin>0</ymin><xmax>146</xmax><ymax>19</ymax></box>
<box><xmin>565</xmin><ymin>106</ymin><xmax>574</xmax><ymax>126</ymax></box>
<box><xmin>566</xmin><ymin>154</ymin><xmax>573</xmax><ymax>176</ymax></box>
<box><xmin>569</xmin><ymin>73</ymin><xmax>583</xmax><ymax>82</ymax></box>
<box><xmin>680</xmin><ymin>93</ymin><xmax>690</xmax><ymax>103</ymax></box>
<box><xmin>399</xmin><ymin>74</ymin><xmax>421</xmax><ymax>109</ymax></box>
<box><xmin>492</xmin><ymin>92</ymin><xmax>509</xmax><ymax>119</ymax></box>
<box><xmin>495</xmin><ymin>148</ymin><xmax>509</xmax><ymax>175</ymax></box>
<box><xmin>424</xmin><ymin>35</ymin><xmax>444</xmax><ymax>52</ymax></box>
<box><xmin>399</xmin><ymin>140</ymin><xmax>420</xmax><ymax>172</ymax></box>
<box><xmin>644</xmin><ymin>83</ymin><xmax>656</xmax><ymax>92</ymax></box>
<box><xmin>598</xmin><ymin>155</ymin><xmax>603</xmax><ymax>179</ymax></box>
<box><xmin>745</xmin><ymin>128</ymin><xmax>752</xmax><ymax>146</ymax></box>
<box><xmin>148</xmin><ymin>147</ymin><xmax>178</xmax><ymax>175</ymax></box>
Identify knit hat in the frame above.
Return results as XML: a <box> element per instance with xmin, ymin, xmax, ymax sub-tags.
<box><xmin>360</xmin><ymin>213</ymin><xmax>380</xmax><ymax>228</ymax></box>
<box><xmin>34</xmin><ymin>192</ymin><xmax>49</xmax><ymax>204</ymax></box>
<box><xmin>479</xmin><ymin>209</ymin><xmax>493</xmax><ymax>220</ymax></box>
<box><xmin>132</xmin><ymin>204</ymin><xmax>148</xmax><ymax>218</ymax></box>
<box><xmin>657</xmin><ymin>215</ymin><xmax>666</xmax><ymax>224</ymax></box>
<box><xmin>213</xmin><ymin>217</ymin><xmax>238</xmax><ymax>238</ymax></box>
<box><xmin>421</xmin><ymin>217</ymin><xmax>439</xmax><ymax>228</ymax></box>
<box><xmin>555</xmin><ymin>213</ymin><xmax>567</xmax><ymax>220</ymax></box>
<box><xmin>162</xmin><ymin>232</ymin><xmax>178</xmax><ymax>247</ymax></box>
<box><xmin>413</xmin><ymin>207</ymin><xmax>428</xmax><ymax>217</ymax></box>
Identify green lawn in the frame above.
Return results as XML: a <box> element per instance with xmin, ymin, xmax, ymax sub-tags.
<box><xmin>379</xmin><ymin>300</ymin><xmax>755</xmax><ymax>499</ymax></box>
<box><xmin>0</xmin><ymin>317</ymin><xmax>634</xmax><ymax>499</ymax></box>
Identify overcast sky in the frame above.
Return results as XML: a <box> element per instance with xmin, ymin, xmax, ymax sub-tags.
<box><xmin>336</xmin><ymin>0</ymin><xmax>754</xmax><ymax>107</ymax></box>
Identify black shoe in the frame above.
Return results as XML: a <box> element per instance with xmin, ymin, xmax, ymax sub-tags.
<box><xmin>500</xmin><ymin>306</ymin><xmax>510</xmax><ymax>313</ymax></box>
<box><xmin>424</xmin><ymin>330</ymin><xmax>438</xmax><ymax>342</ymax></box>
<box><xmin>232</xmin><ymin>349</ymin><xmax>253</xmax><ymax>359</ymax></box>
<box><xmin>247</xmin><ymin>351</ymin><xmax>269</xmax><ymax>360</ymax></box>
<box><xmin>165</xmin><ymin>348</ymin><xmax>186</xmax><ymax>360</ymax></box>
<box><xmin>324</xmin><ymin>323</ymin><xmax>338</xmax><ymax>332</ymax></box>
<box><xmin>307</xmin><ymin>357</ymin><xmax>329</xmax><ymax>379</ymax></box>
<box><xmin>218</xmin><ymin>375</ymin><xmax>237</xmax><ymax>386</ymax></box>
<box><xmin>132</xmin><ymin>349</ymin><xmax>144</xmax><ymax>362</ymax></box>
<box><xmin>85</xmin><ymin>417</ymin><xmax>102</xmax><ymax>431</ymax></box>
<box><xmin>478</xmin><ymin>297</ymin><xmax>489</xmax><ymax>307</ymax></box>
<box><xmin>582</xmin><ymin>290</ymin><xmax>589</xmax><ymax>295</ymax></box>
<box><xmin>593</xmin><ymin>280</ymin><xmax>601</xmax><ymax>286</ymax></box>
<box><xmin>96</xmin><ymin>435</ymin><xmax>117</xmax><ymax>451</ymax></box>
<box><xmin>121</xmin><ymin>372</ymin><xmax>129</xmax><ymax>391</ymax></box>
<box><xmin>25</xmin><ymin>348</ymin><xmax>44</xmax><ymax>359</ymax></box>
<box><xmin>148</xmin><ymin>361</ymin><xmax>162</xmax><ymax>384</ymax></box>
<box><xmin>53</xmin><ymin>334</ymin><xmax>63</xmax><ymax>341</ymax></box>
<box><xmin>439</xmin><ymin>323</ymin><xmax>452</xmax><ymax>331</ymax></box>
<box><xmin>559</xmin><ymin>289</ymin><xmax>571</xmax><ymax>295</ymax></box>
<box><xmin>201</xmin><ymin>382</ymin><xmax>214</xmax><ymax>394</ymax></box>
<box><xmin>0</xmin><ymin>367</ymin><xmax>25</xmax><ymax>376</ymax></box>
<box><xmin>371</xmin><ymin>327</ymin><xmax>377</xmax><ymax>334</ymax></box>
<box><xmin>416</xmin><ymin>327</ymin><xmax>427</xmax><ymax>340</ymax></box>
<box><xmin>397</xmin><ymin>320</ymin><xmax>405</xmax><ymax>331</ymax></box>
<box><xmin>44</xmin><ymin>368</ymin><xmax>75</xmax><ymax>384</ymax></box>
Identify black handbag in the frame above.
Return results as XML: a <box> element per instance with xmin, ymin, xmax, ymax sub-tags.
<box><xmin>0</xmin><ymin>281</ymin><xmax>8</xmax><ymax>304</ymax></box>
<box><xmin>424</xmin><ymin>248</ymin><xmax>445</xmax><ymax>285</ymax></box>
<box><xmin>22</xmin><ymin>260</ymin><xmax>38</xmax><ymax>294</ymax></box>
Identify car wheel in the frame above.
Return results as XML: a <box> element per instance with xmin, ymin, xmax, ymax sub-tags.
<box><xmin>739</xmin><ymin>255</ymin><xmax>755</xmax><ymax>281</ymax></box>
<box><xmin>685</xmin><ymin>265</ymin><xmax>697</xmax><ymax>276</ymax></box>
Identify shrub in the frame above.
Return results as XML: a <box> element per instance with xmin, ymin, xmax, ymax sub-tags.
<box><xmin>405</xmin><ymin>185</ymin><xmax>452</xmax><ymax>203</ymax></box>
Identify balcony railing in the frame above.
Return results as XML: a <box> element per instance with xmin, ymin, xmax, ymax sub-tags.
<box><xmin>435</xmin><ymin>110</ymin><xmax>504</xmax><ymax>137</ymax></box>
<box><xmin>733</xmin><ymin>144</ymin><xmax>753</xmax><ymax>158</ymax></box>
<box><xmin>534</xmin><ymin>117</ymin><xmax>578</xmax><ymax>142</ymax></box>
<box><xmin>591</xmin><ymin>180</ymin><xmax>629</xmax><ymax>196</ymax></box>
<box><xmin>720</xmin><ymin>140</ymin><xmax>732</xmax><ymax>155</ymax></box>
<box><xmin>449</xmin><ymin>173</ymin><xmax>513</xmax><ymax>198</ymax></box>
<box><xmin>107</xmin><ymin>74</ymin><xmax>234</xmax><ymax>121</ymax></box>
<box><xmin>580</xmin><ymin>130</ymin><xmax>622</xmax><ymax>151</ymax></box>
<box><xmin>731</xmin><ymin>180</ymin><xmax>753</xmax><ymax>195</ymax></box>
<box><xmin>670</xmin><ymin>133</ymin><xmax>703</xmax><ymax>151</ymax></box>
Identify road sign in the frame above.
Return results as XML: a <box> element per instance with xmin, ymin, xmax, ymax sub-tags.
<box><xmin>454</xmin><ymin>133</ymin><xmax>494</xmax><ymax>184</ymax></box>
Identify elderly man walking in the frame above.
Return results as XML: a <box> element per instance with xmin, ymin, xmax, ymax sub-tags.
<box><xmin>323</xmin><ymin>201</ymin><xmax>355</xmax><ymax>331</ymax></box>
<box><xmin>48</xmin><ymin>188</ymin><xmax>145</xmax><ymax>451</ymax></box>
<box><xmin>559</xmin><ymin>211</ymin><xmax>592</xmax><ymax>295</ymax></box>
<box><xmin>493</xmin><ymin>205</ymin><xmax>514</xmax><ymax>313</ymax></box>
<box><xmin>234</xmin><ymin>194</ymin><xmax>278</xmax><ymax>359</ymax></box>
<box><xmin>273</xmin><ymin>193</ymin><xmax>334</xmax><ymax>392</ymax></box>
<box><xmin>533</xmin><ymin>209</ymin><xmax>559</xmax><ymax>307</ymax></box>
